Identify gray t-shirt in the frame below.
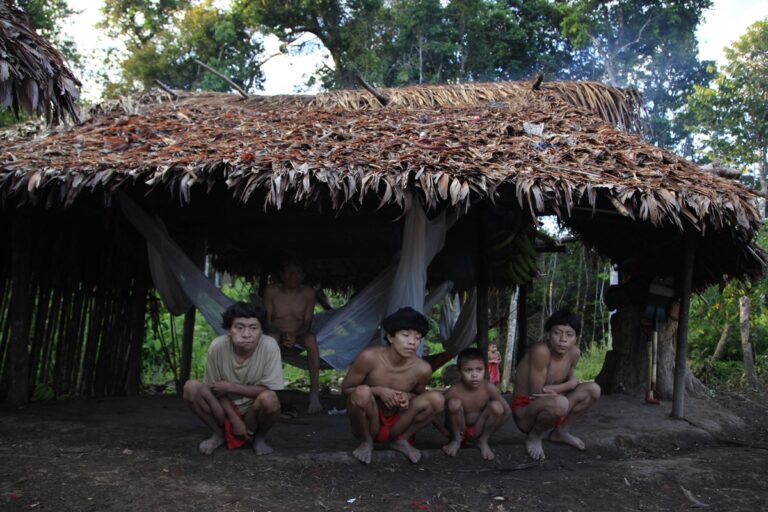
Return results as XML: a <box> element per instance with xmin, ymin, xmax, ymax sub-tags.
<box><xmin>203</xmin><ymin>334</ymin><xmax>284</xmax><ymax>413</ymax></box>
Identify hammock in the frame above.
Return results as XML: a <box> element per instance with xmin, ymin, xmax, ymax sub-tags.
<box><xmin>120</xmin><ymin>193</ymin><xmax>477</xmax><ymax>370</ymax></box>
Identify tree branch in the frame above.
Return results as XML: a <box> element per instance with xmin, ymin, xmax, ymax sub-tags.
<box><xmin>193</xmin><ymin>58</ymin><xmax>248</xmax><ymax>99</ymax></box>
<box><xmin>355</xmin><ymin>73</ymin><xmax>390</xmax><ymax>106</ymax></box>
<box><xmin>153</xmin><ymin>79</ymin><xmax>178</xmax><ymax>100</ymax></box>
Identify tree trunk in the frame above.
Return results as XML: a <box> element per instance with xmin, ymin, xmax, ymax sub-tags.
<box><xmin>501</xmin><ymin>287</ymin><xmax>518</xmax><ymax>392</ymax></box>
<box><xmin>712</xmin><ymin>322</ymin><xmax>732</xmax><ymax>360</ymax></box>
<box><xmin>655</xmin><ymin>319</ymin><xmax>706</xmax><ymax>400</ymax></box>
<box><xmin>595</xmin><ymin>301</ymin><xmax>646</xmax><ymax>394</ymax></box>
<box><xmin>739</xmin><ymin>297</ymin><xmax>760</xmax><ymax>389</ymax></box>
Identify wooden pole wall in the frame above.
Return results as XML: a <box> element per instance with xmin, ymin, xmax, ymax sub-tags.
<box><xmin>8</xmin><ymin>214</ymin><xmax>32</xmax><ymax>406</ymax></box>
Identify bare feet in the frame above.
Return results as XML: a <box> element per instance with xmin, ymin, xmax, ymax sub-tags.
<box><xmin>477</xmin><ymin>439</ymin><xmax>495</xmax><ymax>460</ymax></box>
<box><xmin>549</xmin><ymin>429</ymin><xmax>586</xmax><ymax>450</ymax></box>
<box><xmin>253</xmin><ymin>437</ymin><xmax>274</xmax><ymax>456</ymax></box>
<box><xmin>307</xmin><ymin>392</ymin><xmax>323</xmax><ymax>415</ymax></box>
<box><xmin>441</xmin><ymin>439</ymin><xmax>461</xmax><ymax>456</ymax></box>
<box><xmin>525</xmin><ymin>431</ymin><xmax>546</xmax><ymax>460</ymax></box>
<box><xmin>391</xmin><ymin>439</ymin><xmax>422</xmax><ymax>463</ymax></box>
<box><xmin>352</xmin><ymin>440</ymin><xmax>374</xmax><ymax>464</ymax></box>
<box><xmin>198</xmin><ymin>432</ymin><xmax>225</xmax><ymax>455</ymax></box>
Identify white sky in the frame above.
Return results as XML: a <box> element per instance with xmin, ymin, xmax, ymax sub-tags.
<box><xmin>63</xmin><ymin>0</ymin><xmax>768</xmax><ymax>102</ymax></box>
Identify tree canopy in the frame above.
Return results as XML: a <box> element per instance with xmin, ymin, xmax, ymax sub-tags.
<box><xmin>100</xmin><ymin>0</ymin><xmax>264</xmax><ymax>95</ymax></box>
<box><xmin>688</xmin><ymin>19</ymin><xmax>768</xmax><ymax>208</ymax></box>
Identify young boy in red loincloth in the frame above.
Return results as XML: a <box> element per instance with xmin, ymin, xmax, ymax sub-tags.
<box><xmin>442</xmin><ymin>348</ymin><xmax>511</xmax><ymax>460</ymax></box>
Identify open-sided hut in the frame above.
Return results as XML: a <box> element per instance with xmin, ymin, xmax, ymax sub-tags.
<box><xmin>0</xmin><ymin>80</ymin><xmax>764</xmax><ymax>416</ymax></box>
<box><xmin>0</xmin><ymin>0</ymin><xmax>80</xmax><ymax>125</ymax></box>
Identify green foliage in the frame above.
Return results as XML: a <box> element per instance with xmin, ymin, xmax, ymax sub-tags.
<box><xmin>687</xmin><ymin>19</ymin><xmax>768</xmax><ymax>205</ymax></box>
<box><xmin>560</xmin><ymin>0</ymin><xmax>714</xmax><ymax>150</ymax></box>
<box><xmin>100</xmin><ymin>0</ymin><xmax>264</xmax><ymax>96</ymax></box>
<box><xmin>574</xmin><ymin>342</ymin><xmax>610</xmax><ymax>381</ymax></box>
<box><xmin>689</xmin><ymin>224</ymin><xmax>768</xmax><ymax>362</ymax></box>
<box><xmin>691</xmin><ymin>354</ymin><xmax>768</xmax><ymax>388</ymax></box>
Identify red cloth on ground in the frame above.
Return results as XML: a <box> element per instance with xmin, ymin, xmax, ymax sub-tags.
<box><xmin>224</xmin><ymin>400</ymin><xmax>248</xmax><ymax>450</ymax></box>
<box><xmin>487</xmin><ymin>362</ymin><xmax>500</xmax><ymax>385</ymax></box>
<box><xmin>511</xmin><ymin>395</ymin><xmax>531</xmax><ymax>411</ymax></box>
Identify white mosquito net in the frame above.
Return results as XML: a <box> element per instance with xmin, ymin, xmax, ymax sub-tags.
<box><xmin>120</xmin><ymin>193</ymin><xmax>477</xmax><ymax>370</ymax></box>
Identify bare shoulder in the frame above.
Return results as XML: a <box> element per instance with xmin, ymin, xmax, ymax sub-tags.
<box><xmin>351</xmin><ymin>346</ymin><xmax>383</xmax><ymax>369</ymax></box>
<box><xmin>530</xmin><ymin>342</ymin><xmax>552</xmax><ymax>362</ymax></box>
<box><xmin>414</xmin><ymin>357</ymin><xmax>433</xmax><ymax>377</ymax></box>
<box><xmin>570</xmin><ymin>345</ymin><xmax>582</xmax><ymax>362</ymax></box>
<box><xmin>263</xmin><ymin>282</ymin><xmax>279</xmax><ymax>296</ymax></box>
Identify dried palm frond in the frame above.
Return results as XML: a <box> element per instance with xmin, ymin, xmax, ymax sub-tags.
<box><xmin>0</xmin><ymin>0</ymin><xmax>80</xmax><ymax>124</ymax></box>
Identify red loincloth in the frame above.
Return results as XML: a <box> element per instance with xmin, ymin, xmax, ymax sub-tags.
<box><xmin>511</xmin><ymin>395</ymin><xmax>531</xmax><ymax>411</ymax></box>
<box><xmin>487</xmin><ymin>362</ymin><xmax>500</xmax><ymax>385</ymax></box>
<box><xmin>461</xmin><ymin>424</ymin><xmax>477</xmax><ymax>447</ymax></box>
<box><xmin>376</xmin><ymin>410</ymin><xmax>415</xmax><ymax>445</ymax></box>
<box><xmin>224</xmin><ymin>400</ymin><xmax>248</xmax><ymax>450</ymax></box>
<box><xmin>375</xmin><ymin>411</ymin><xmax>401</xmax><ymax>443</ymax></box>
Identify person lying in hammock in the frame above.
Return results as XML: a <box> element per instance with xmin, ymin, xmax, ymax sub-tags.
<box><xmin>342</xmin><ymin>307</ymin><xmax>445</xmax><ymax>464</ymax></box>
<box><xmin>264</xmin><ymin>259</ymin><xmax>323</xmax><ymax>414</ymax></box>
<box><xmin>511</xmin><ymin>309</ymin><xmax>601</xmax><ymax>460</ymax></box>
<box><xmin>183</xmin><ymin>302</ymin><xmax>283</xmax><ymax>456</ymax></box>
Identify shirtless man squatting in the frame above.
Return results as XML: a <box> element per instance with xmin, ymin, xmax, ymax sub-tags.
<box><xmin>183</xmin><ymin>302</ymin><xmax>283</xmax><ymax>456</ymax></box>
<box><xmin>511</xmin><ymin>309</ymin><xmax>601</xmax><ymax>460</ymax></box>
<box><xmin>264</xmin><ymin>259</ymin><xmax>323</xmax><ymax>414</ymax></box>
<box><xmin>342</xmin><ymin>307</ymin><xmax>445</xmax><ymax>464</ymax></box>
<box><xmin>442</xmin><ymin>347</ymin><xmax>511</xmax><ymax>460</ymax></box>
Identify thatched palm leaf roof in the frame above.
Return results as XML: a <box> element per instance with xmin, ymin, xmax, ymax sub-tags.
<box><xmin>0</xmin><ymin>84</ymin><xmax>758</xmax><ymax>232</ymax></box>
<box><xmin>0</xmin><ymin>0</ymin><xmax>80</xmax><ymax>124</ymax></box>
<box><xmin>0</xmin><ymin>81</ymin><xmax>764</xmax><ymax>287</ymax></box>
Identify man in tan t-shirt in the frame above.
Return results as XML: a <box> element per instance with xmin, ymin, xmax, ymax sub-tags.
<box><xmin>183</xmin><ymin>302</ymin><xmax>283</xmax><ymax>456</ymax></box>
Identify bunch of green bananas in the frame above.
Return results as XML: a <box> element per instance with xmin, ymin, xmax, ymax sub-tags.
<box><xmin>485</xmin><ymin>219</ymin><xmax>539</xmax><ymax>285</ymax></box>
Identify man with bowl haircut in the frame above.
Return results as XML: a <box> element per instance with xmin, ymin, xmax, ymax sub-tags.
<box><xmin>511</xmin><ymin>309</ymin><xmax>601</xmax><ymax>460</ymax></box>
<box><xmin>342</xmin><ymin>307</ymin><xmax>445</xmax><ymax>464</ymax></box>
<box><xmin>183</xmin><ymin>302</ymin><xmax>283</xmax><ymax>456</ymax></box>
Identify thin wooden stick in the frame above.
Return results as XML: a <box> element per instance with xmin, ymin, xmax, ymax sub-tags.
<box><xmin>193</xmin><ymin>59</ymin><xmax>248</xmax><ymax>99</ymax></box>
<box><xmin>355</xmin><ymin>73</ymin><xmax>390</xmax><ymax>106</ymax></box>
<box><xmin>153</xmin><ymin>79</ymin><xmax>179</xmax><ymax>100</ymax></box>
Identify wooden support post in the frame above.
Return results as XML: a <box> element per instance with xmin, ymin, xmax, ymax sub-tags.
<box><xmin>671</xmin><ymin>231</ymin><xmax>696</xmax><ymax>419</ymax></box>
<box><xmin>475</xmin><ymin>211</ymin><xmax>490</xmax><ymax>361</ymax></box>
<box><xmin>516</xmin><ymin>284</ymin><xmax>528</xmax><ymax>363</ymax></box>
<box><xmin>179</xmin><ymin>239</ymin><xmax>206</xmax><ymax>387</ymax></box>
<box><xmin>8</xmin><ymin>214</ymin><xmax>32</xmax><ymax>406</ymax></box>
<box><xmin>739</xmin><ymin>296</ymin><xmax>760</xmax><ymax>389</ymax></box>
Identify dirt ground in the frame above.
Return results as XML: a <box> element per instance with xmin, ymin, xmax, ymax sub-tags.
<box><xmin>1</xmin><ymin>387</ymin><xmax>767</xmax><ymax>512</ymax></box>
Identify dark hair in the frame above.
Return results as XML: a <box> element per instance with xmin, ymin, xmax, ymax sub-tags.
<box><xmin>544</xmin><ymin>309</ymin><xmax>582</xmax><ymax>336</ymax></box>
<box><xmin>457</xmin><ymin>347</ymin><xmax>485</xmax><ymax>368</ymax></box>
<box><xmin>222</xmin><ymin>302</ymin><xmax>267</xmax><ymax>331</ymax></box>
<box><xmin>381</xmin><ymin>307</ymin><xmax>429</xmax><ymax>337</ymax></box>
